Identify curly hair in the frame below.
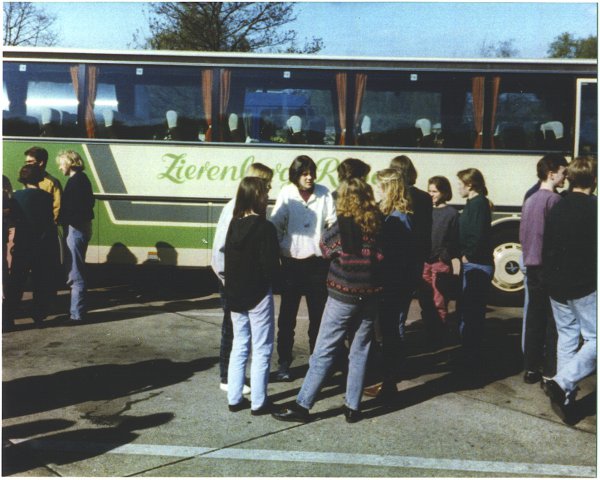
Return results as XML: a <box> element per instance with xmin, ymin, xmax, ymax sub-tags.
<box><xmin>336</xmin><ymin>178</ymin><xmax>382</xmax><ymax>236</ymax></box>
<box><xmin>376</xmin><ymin>168</ymin><xmax>413</xmax><ymax>216</ymax></box>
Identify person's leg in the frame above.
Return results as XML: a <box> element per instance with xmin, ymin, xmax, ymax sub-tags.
<box><xmin>519</xmin><ymin>256</ymin><xmax>528</xmax><ymax>354</ymax></box>
<box><xmin>523</xmin><ymin>267</ymin><xmax>547</xmax><ymax>374</ymax></box>
<box><xmin>345</xmin><ymin>299</ymin><xmax>376</xmax><ymax>411</ymax></box>
<box><xmin>379</xmin><ymin>291</ymin><xmax>402</xmax><ymax>389</ymax></box>
<box><xmin>553</xmin><ymin>292</ymin><xmax>597</xmax><ymax>398</ymax></box>
<box><xmin>3</xmin><ymin>248</ymin><xmax>30</xmax><ymax>326</ymax></box>
<box><xmin>248</xmin><ymin>291</ymin><xmax>275</xmax><ymax>410</ymax></box>
<box><xmin>276</xmin><ymin>258</ymin><xmax>302</xmax><ymax>370</ymax></box>
<box><xmin>218</xmin><ymin>284</ymin><xmax>233</xmax><ymax>384</ymax></box>
<box><xmin>460</xmin><ymin>262</ymin><xmax>493</xmax><ymax>355</ymax></box>
<box><xmin>305</xmin><ymin>257</ymin><xmax>329</xmax><ymax>354</ymax></box>
<box><xmin>66</xmin><ymin>224</ymin><xmax>91</xmax><ymax>321</ymax></box>
<box><xmin>296</xmin><ymin>297</ymin><xmax>355</xmax><ymax>410</ymax></box>
<box><xmin>31</xmin><ymin>251</ymin><xmax>53</xmax><ymax>323</ymax></box>
<box><xmin>227</xmin><ymin>310</ymin><xmax>251</xmax><ymax>406</ymax></box>
<box><xmin>550</xmin><ymin>298</ymin><xmax>580</xmax><ymax>376</ymax></box>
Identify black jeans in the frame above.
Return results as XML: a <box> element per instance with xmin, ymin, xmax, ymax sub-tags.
<box><xmin>218</xmin><ymin>284</ymin><xmax>233</xmax><ymax>383</ymax></box>
<box><xmin>523</xmin><ymin>266</ymin><xmax>557</xmax><ymax>377</ymax></box>
<box><xmin>276</xmin><ymin>256</ymin><xmax>329</xmax><ymax>366</ymax></box>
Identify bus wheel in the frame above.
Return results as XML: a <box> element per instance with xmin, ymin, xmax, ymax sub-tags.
<box><xmin>490</xmin><ymin>225</ymin><xmax>524</xmax><ymax>307</ymax></box>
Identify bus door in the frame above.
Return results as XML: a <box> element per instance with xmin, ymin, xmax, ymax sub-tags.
<box><xmin>575</xmin><ymin>79</ymin><xmax>597</xmax><ymax>157</ymax></box>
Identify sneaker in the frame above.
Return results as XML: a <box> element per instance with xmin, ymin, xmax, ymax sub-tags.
<box><xmin>275</xmin><ymin>363</ymin><xmax>291</xmax><ymax>382</ymax></box>
<box><xmin>219</xmin><ymin>382</ymin><xmax>251</xmax><ymax>395</ymax></box>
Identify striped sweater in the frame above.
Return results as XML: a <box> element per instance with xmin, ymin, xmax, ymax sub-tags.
<box><xmin>320</xmin><ymin>215</ymin><xmax>384</xmax><ymax>304</ymax></box>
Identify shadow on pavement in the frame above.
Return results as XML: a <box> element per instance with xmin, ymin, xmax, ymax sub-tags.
<box><xmin>2</xmin><ymin>413</ymin><xmax>174</xmax><ymax>476</ymax></box>
<box><xmin>3</xmin><ymin>357</ymin><xmax>217</xmax><ymax>419</ymax></box>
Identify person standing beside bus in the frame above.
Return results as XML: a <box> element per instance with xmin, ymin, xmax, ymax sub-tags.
<box><xmin>272</xmin><ymin>179</ymin><xmax>384</xmax><ymax>423</ymax></box>
<box><xmin>211</xmin><ymin>163</ymin><xmax>274</xmax><ymax>395</ymax></box>
<box><xmin>4</xmin><ymin>165</ymin><xmax>58</xmax><ymax>328</ymax></box>
<box><xmin>519</xmin><ymin>154</ymin><xmax>567</xmax><ymax>385</ymax></box>
<box><xmin>456</xmin><ymin>168</ymin><xmax>494</xmax><ymax>362</ymax></box>
<box><xmin>542</xmin><ymin>157</ymin><xmax>597</xmax><ymax>425</ymax></box>
<box><xmin>224</xmin><ymin>177</ymin><xmax>280</xmax><ymax>415</ymax></box>
<box><xmin>270</xmin><ymin>155</ymin><xmax>337</xmax><ymax>381</ymax></box>
<box><xmin>419</xmin><ymin>176</ymin><xmax>460</xmax><ymax>339</ymax></box>
<box><xmin>24</xmin><ymin>146</ymin><xmax>62</xmax><ymax>224</ymax></box>
<box><xmin>388</xmin><ymin>155</ymin><xmax>432</xmax><ymax>339</ymax></box>
<box><xmin>57</xmin><ymin>150</ymin><xmax>95</xmax><ymax>323</ymax></box>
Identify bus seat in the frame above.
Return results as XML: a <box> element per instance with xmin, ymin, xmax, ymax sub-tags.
<box><xmin>415</xmin><ymin>118</ymin><xmax>434</xmax><ymax>147</ymax></box>
<box><xmin>40</xmin><ymin>107</ymin><xmax>61</xmax><ymax>137</ymax></box>
<box><xmin>287</xmin><ymin>115</ymin><xmax>307</xmax><ymax>144</ymax></box>
<box><xmin>540</xmin><ymin>121</ymin><xmax>566</xmax><ymax>151</ymax></box>
<box><xmin>306</xmin><ymin>116</ymin><xmax>325</xmax><ymax>144</ymax></box>
<box><xmin>227</xmin><ymin>113</ymin><xmax>245</xmax><ymax>142</ymax></box>
<box><xmin>3</xmin><ymin>110</ymin><xmax>41</xmax><ymax>136</ymax></box>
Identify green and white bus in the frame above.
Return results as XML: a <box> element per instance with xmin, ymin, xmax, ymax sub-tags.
<box><xmin>3</xmin><ymin>47</ymin><xmax>597</xmax><ymax>305</ymax></box>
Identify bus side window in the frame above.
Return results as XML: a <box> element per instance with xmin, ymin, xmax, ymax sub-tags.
<box><xmin>3</xmin><ymin>62</ymin><xmax>79</xmax><ymax>138</ymax></box>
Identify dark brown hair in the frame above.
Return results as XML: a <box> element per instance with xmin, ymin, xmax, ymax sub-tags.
<box><xmin>233</xmin><ymin>177</ymin><xmax>269</xmax><ymax>219</ymax></box>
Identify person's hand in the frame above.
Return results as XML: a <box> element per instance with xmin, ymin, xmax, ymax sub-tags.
<box><xmin>461</xmin><ymin>255</ymin><xmax>469</xmax><ymax>264</ymax></box>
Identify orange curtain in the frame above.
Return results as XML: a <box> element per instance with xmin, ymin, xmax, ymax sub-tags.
<box><xmin>85</xmin><ymin>66</ymin><xmax>99</xmax><ymax>138</ymax></box>
<box><xmin>70</xmin><ymin>66</ymin><xmax>80</xmax><ymax>133</ymax></box>
<box><xmin>202</xmin><ymin>70</ymin><xmax>213</xmax><ymax>141</ymax></box>
<box><xmin>489</xmin><ymin>76</ymin><xmax>501</xmax><ymax>149</ymax></box>
<box><xmin>219</xmin><ymin>69</ymin><xmax>232</xmax><ymax>141</ymax></box>
<box><xmin>335</xmin><ymin>73</ymin><xmax>347</xmax><ymax>145</ymax></box>
<box><xmin>472</xmin><ymin>76</ymin><xmax>485</xmax><ymax>149</ymax></box>
<box><xmin>353</xmin><ymin>73</ymin><xmax>367</xmax><ymax>145</ymax></box>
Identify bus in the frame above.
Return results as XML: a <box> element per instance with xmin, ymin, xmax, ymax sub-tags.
<box><xmin>3</xmin><ymin>47</ymin><xmax>597</xmax><ymax>305</ymax></box>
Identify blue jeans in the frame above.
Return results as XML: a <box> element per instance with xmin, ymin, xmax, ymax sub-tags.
<box><xmin>551</xmin><ymin>292</ymin><xmax>597</xmax><ymax>401</ymax></box>
<box><xmin>66</xmin><ymin>223</ymin><xmax>91</xmax><ymax>320</ymax></box>
<box><xmin>297</xmin><ymin>296</ymin><xmax>376</xmax><ymax>411</ymax></box>
<box><xmin>228</xmin><ymin>291</ymin><xmax>274</xmax><ymax>410</ymax></box>
<box><xmin>459</xmin><ymin>262</ymin><xmax>494</xmax><ymax>353</ymax></box>
<box><xmin>519</xmin><ymin>255</ymin><xmax>528</xmax><ymax>353</ymax></box>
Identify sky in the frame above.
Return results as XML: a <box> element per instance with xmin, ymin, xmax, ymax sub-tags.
<box><xmin>36</xmin><ymin>2</ymin><xmax>598</xmax><ymax>59</ymax></box>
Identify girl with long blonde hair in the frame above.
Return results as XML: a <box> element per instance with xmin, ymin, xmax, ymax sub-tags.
<box><xmin>272</xmin><ymin>178</ymin><xmax>384</xmax><ymax>424</ymax></box>
<box><xmin>363</xmin><ymin>168</ymin><xmax>420</xmax><ymax>401</ymax></box>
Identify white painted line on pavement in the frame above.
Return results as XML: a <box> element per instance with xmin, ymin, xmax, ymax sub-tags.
<box><xmin>10</xmin><ymin>439</ymin><xmax>595</xmax><ymax>477</ymax></box>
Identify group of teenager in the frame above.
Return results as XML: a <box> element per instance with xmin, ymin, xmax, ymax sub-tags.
<box><xmin>211</xmin><ymin>153</ymin><xmax>500</xmax><ymax>423</ymax></box>
<box><xmin>3</xmin><ymin>147</ymin><xmax>95</xmax><ymax>329</ymax></box>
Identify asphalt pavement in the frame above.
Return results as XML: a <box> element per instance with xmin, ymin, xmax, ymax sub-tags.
<box><xmin>2</xmin><ymin>270</ymin><xmax>596</xmax><ymax>477</ymax></box>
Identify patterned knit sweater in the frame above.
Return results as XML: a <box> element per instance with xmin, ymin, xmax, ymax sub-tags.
<box><xmin>320</xmin><ymin>215</ymin><xmax>384</xmax><ymax>304</ymax></box>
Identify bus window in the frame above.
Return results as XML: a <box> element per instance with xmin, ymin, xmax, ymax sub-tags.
<box><xmin>492</xmin><ymin>75</ymin><xmax>572</xmax><ymax>152</ymax></box>
<box><xmin>226</xmin><ymin>69</ymin><xmax>337</xmax><ymax>145</ymax></box>
<box><xmin>357</xmin><ymin>72</ymin><xmax>474</xmax><ymax>149</ymax></box>
<box><xmin>578</xmin><ymin>82</ymin><xmax>597</xmax><ymax>156</ymax></box>
<box><xmin>94</xmin><ymin>65</ymin><xmax>207</xmax><ymax>141</ymax></box>
<box><xmin>3</xmin><ymin>62</ymin><xmax>81</xmax><ymax>138</ymax></box>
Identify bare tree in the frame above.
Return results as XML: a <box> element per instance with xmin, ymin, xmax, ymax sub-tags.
<box><xmin>479</xmin><ymin>39</ymin><xmax>519</xmax><ymax>58</ymax></box>
<box><xmin>3</xmin><ymin>2</ymin><xmax>59</xmax><ymax>46</ymax></box>
<box><xmin>133</xmin><ymin>2</ymin><xmax>323</xmax><ymax>53</ymax></box>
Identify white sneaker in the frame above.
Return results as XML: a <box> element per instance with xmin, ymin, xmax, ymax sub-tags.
<box><xmin>220</xmin><ymin>382</ymin><xmax>251</xmax><ymax>395</ymax></box>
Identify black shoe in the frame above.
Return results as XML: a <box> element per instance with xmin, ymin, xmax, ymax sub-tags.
<box><xmin>271</xmin><ymin>403</ymin><xmax>309</xmax><ymax>423</ymax></box>
<box><xmin>228</xmin><ymin>397</ymin><xmax>251</xmax><ymax>412</ymax></box>
<box><xmin>343</xmin><ymin>406</ymin><xmax>362</xmax><ymax>423</ymax></box>
<box><xmin>523</xmin><ymin>370</ymin><xmax>542</xmax><ymax>384</ymax></box>
<box><xmin>546</xmin><ymin>380</ymin><xmax>577</xmax><ymax>425</ymax></box>
<box><xmin>251</xmin><ymin>401</ymin><xmax>274</xmax><ymax>416</ymax></box>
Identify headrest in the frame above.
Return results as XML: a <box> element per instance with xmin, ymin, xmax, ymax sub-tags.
<box><xmin>166</xmin><ymin>110</ymin><xmax>178</xmax><ymax>129</ymax></box>
<box><xmin>102</xmin><ymin>109</ymin><xmax>114</xmax><ymax>127</ymax></box>
<box><xmin>432</xmin><ymin>123</ymin><xmax>442</xmax><ymax>133</ymax></box>
<box><xmin>228</xmin><ymin>113</ymin><xmax>239</xmax><ymax>131</ymax></box>
<box><xmin>540</xmin><ymin>121</ymin><xmax>564</xmax><ymax>140</ymax></box>
<box><xmin>361</xmin><ymin>115</ymin><xmax>371</xmax><ymax>134</ymax></box>
<box><xmin>287</xmin><ymin>115</ymin><xmax>302</xmax><ymax>133</ymax></box>
<box><xmin>415</xmin><ymin>118</ymin><xmax>431</xmax><ymax>136</ymax></box>
<box><xmin>41</xmin><ymin>107</ymin><xmax>60</xmax><ymax>125</ymax></box>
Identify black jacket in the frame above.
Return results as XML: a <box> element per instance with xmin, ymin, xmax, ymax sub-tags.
<box><xmin>224</xmin><ymin>215</ymin><xmax>279</xmax><ymax>312</ymax></box>
<box><xmin>59</xmin><ymin>171</ymin><xmax>95</xmax><ymax>227</ymax></box>
<box><xmin>542</xmin><ymin>193</ymin><xmax>597</xmax><ymax>302</ymax></box>
<box><xmin>409</xmin><ymin>186</ymin><xmax>433</xmax><ymax>264</ymax></box>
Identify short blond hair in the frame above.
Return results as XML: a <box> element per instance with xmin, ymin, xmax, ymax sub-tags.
<box><xmin>246</xmin><ymin>162</ymin><xmax>273</xmax><ymax>182</ymax></box>
<box><xmin>56</xmin><ymin>150</ymin><xmax>85</xmax><ymax>172</ymax></box>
